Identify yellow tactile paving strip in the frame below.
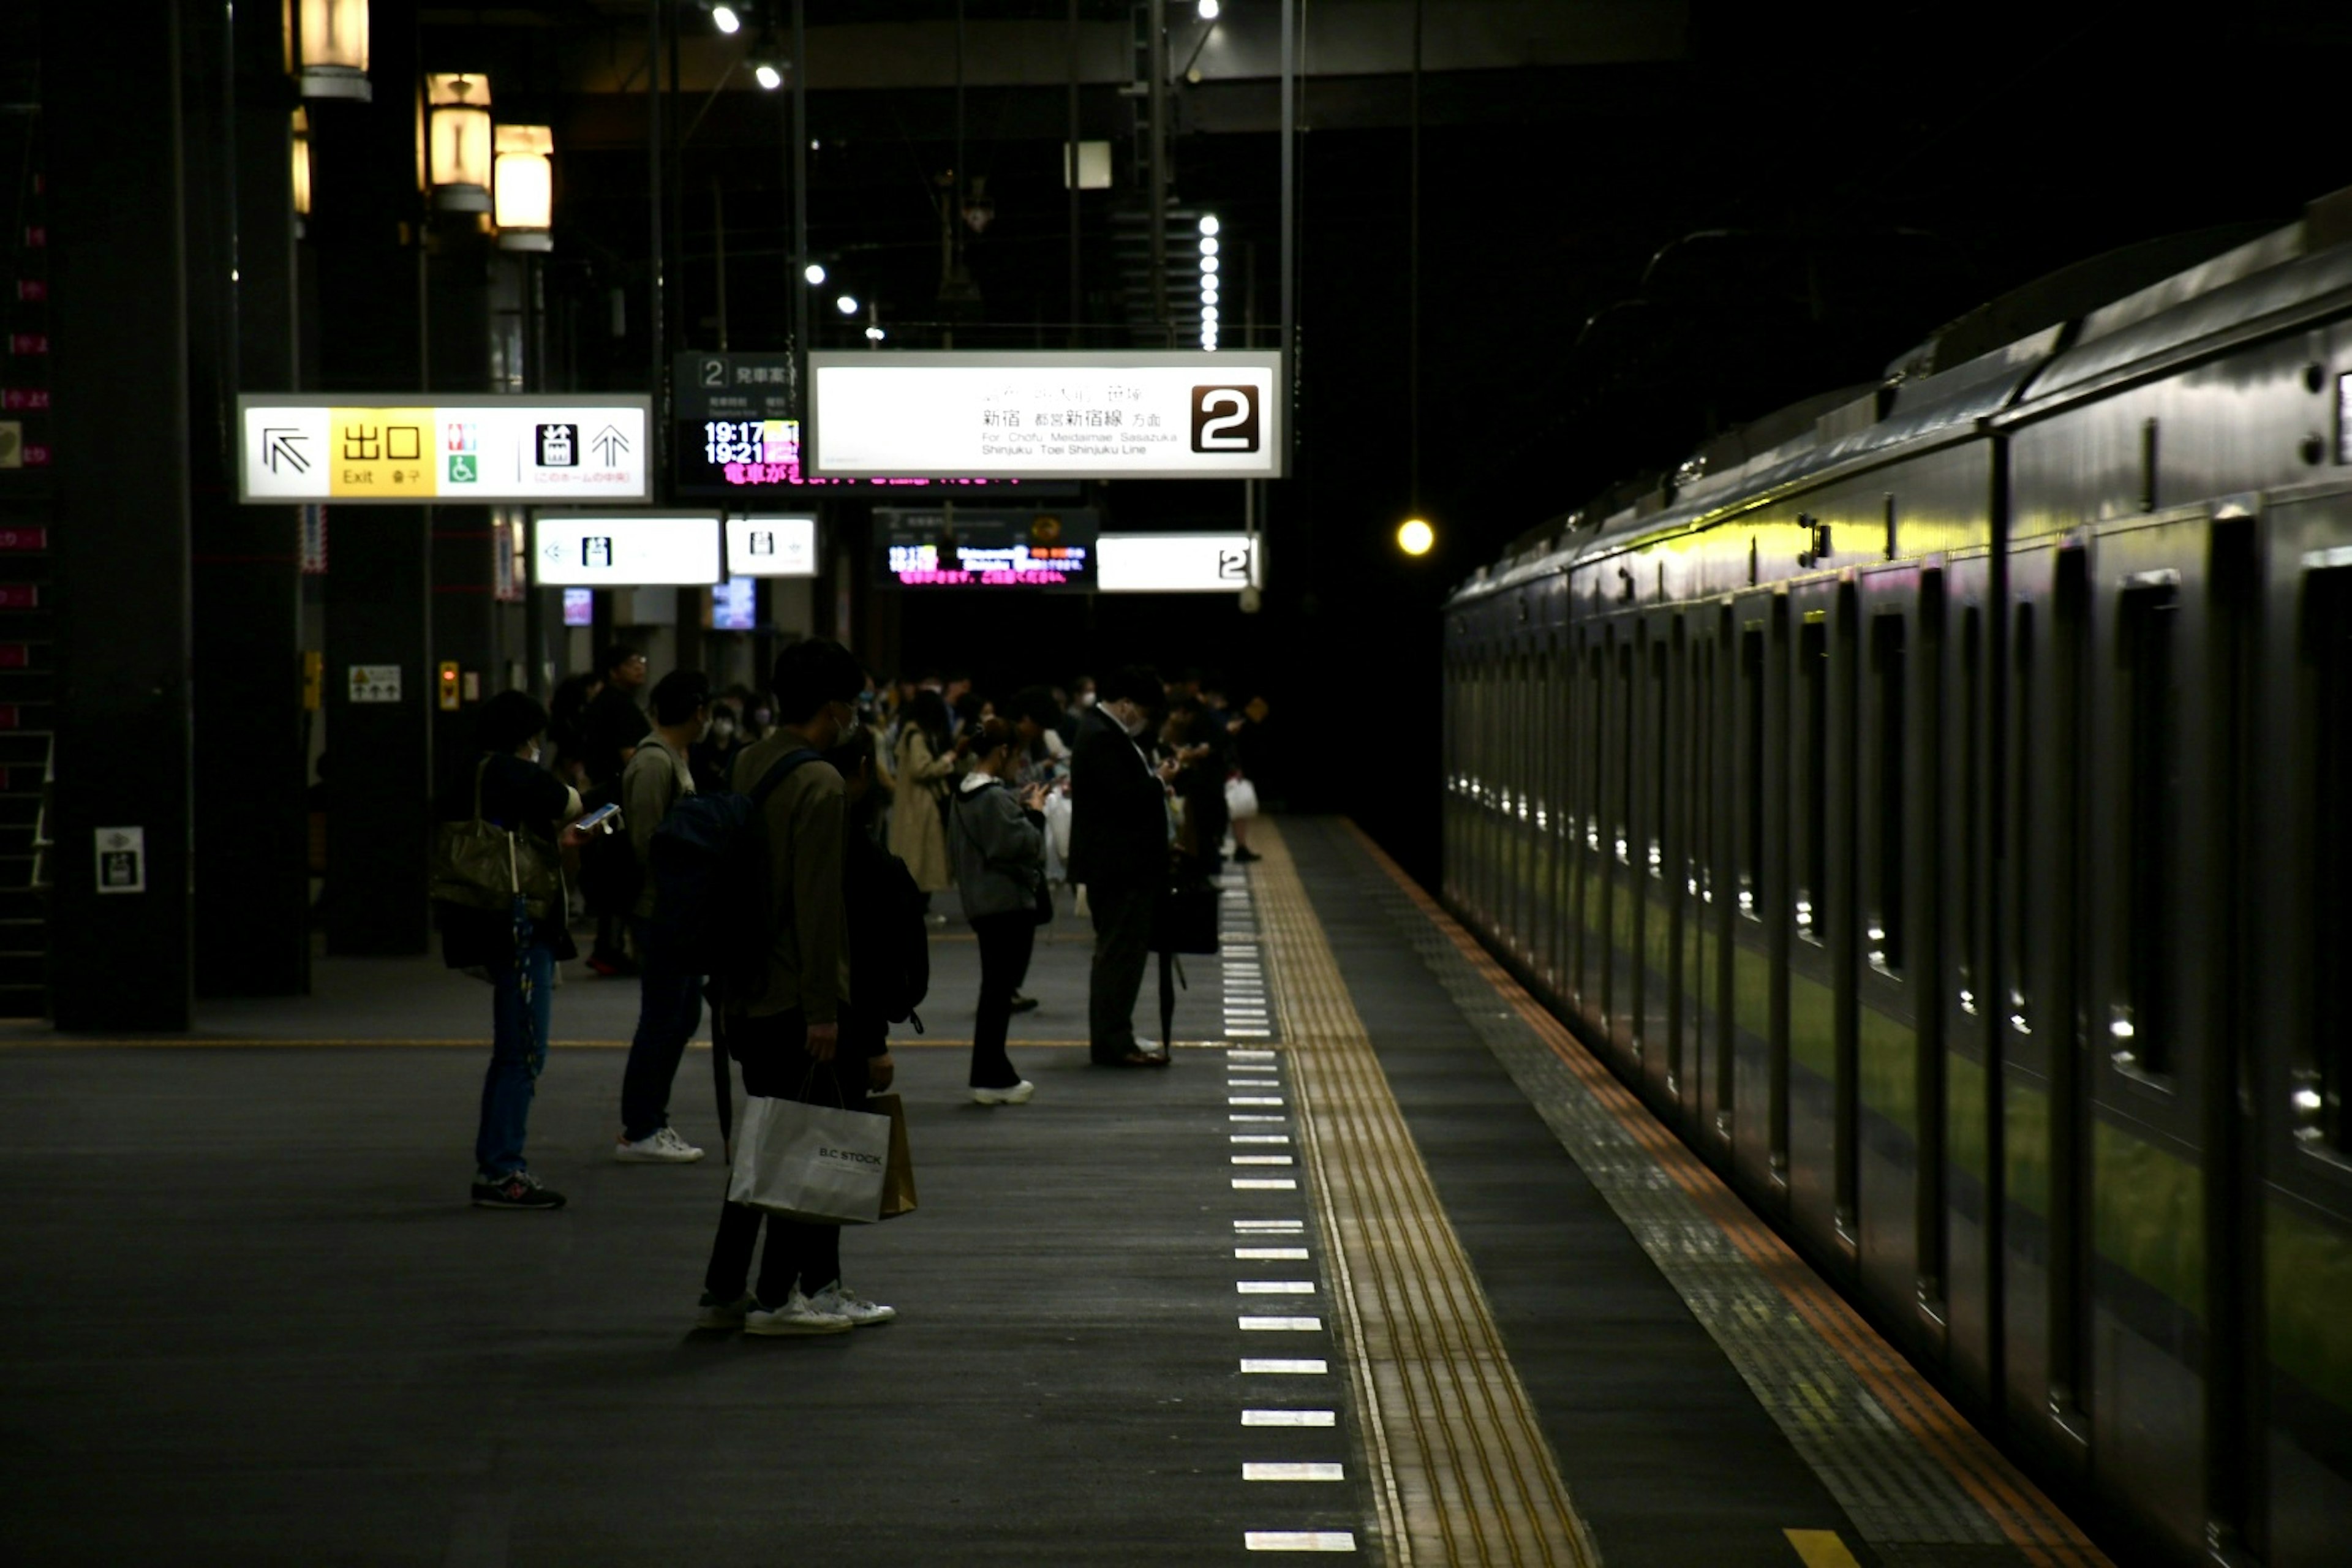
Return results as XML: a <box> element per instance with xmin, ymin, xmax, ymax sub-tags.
<box><xmin>1254</xmin><ymin>819</ymin><xmax>1600</xmax><ymax>1567</ymax></box>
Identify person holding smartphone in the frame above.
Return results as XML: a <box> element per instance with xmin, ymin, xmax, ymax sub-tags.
<box><xmin>435</xmin><ymin>691</ymin><xmax>598</xmax><ymax>1211</ymax></box>
<box><xmin>952</xmin><ymin>718</ymin><xmax>1049</xmax><ymax>1104</ymax></box>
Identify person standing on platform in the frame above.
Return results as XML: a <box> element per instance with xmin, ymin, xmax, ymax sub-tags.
<box><xmin>581</xmin><ymin>644</ymin><xmax>652</xmax><ymax>974</ymax></box>
<box><xmin>891</xmin><ymin>689</ymin><xmax>957</xmax><ymax>922</ymax></box>
<box><xmin>614</xmin><ymin>669</ymin><xmax>712</xmax><ymax>1165</ymax></box>
<box><xmin>953</xmin><ymin>718</ymin><xmax>1047</xmax><ymax>1104</ymax></box>
<box><xmin>698</xmin><ymin>639</ymin><xmax>898</xmax><ymax>1336</ymax></box>
<box><xmin>435</xmin><ymin>691</ymin><xmax>594</xmax><ymax>1210</ymax></box>
<box><xmin>1069</xmin><ymin>666</ymin><xmax>1176</xmax><ymax>1068</ymax></box>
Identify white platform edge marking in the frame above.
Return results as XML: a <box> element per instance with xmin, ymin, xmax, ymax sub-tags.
<box><xmin>1238</xmin><ymin>1316</ymin><xmax>1323</xmax><ymax>1331</ymax></box>
<box><xmin>1243</xmin><ymin>1463</ymin><xmax>1347</xmax><ymax>1482</ymax></box>
<box><xmin>1240</xmin><ymin>1357</ymin><xmax>1329</xmax><ymax>1373</ymax></box>
<box><xmin>1243</xmin><ymin>1410</ymin><xmax>1338</xmax><ymax>1427</ymax></box>
<box><xmin>1245</xmin><ymin>1531</ymin><xmax>1357</xmax><ymax>1551</ymax></box>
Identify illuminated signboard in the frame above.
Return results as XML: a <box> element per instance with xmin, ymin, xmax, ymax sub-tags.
<box><xmin>1096</xmin><ymin>532</ymin><xmax>1264</xmax><ymax>593</ymax></box>
<box><xmin>712</xmin><ymin>578</ymin><xmax>758</xmax><ymax>631</ymax></box>
<box><xmin>671</xmin><ymin>353</ymin><xmax>1076</xmax><ymax>501</ymax></box>
<box><xmin>809</xmin><ymin>350</ymin><xmax>1286</xmax><ymax>480</ymax></box>
<box><xmin>876</xmin><ymin>508</ymin><xmax>1096</xmax><ymax>590</ymax></box>
<box><xmin>561</xmin><ymin>587</ymin><xmax>594</xmax><ymax>627</ymax></box>
<box><xmin>238</xmin><ymin>394</ymin><xmax>652</xmax><ymax>503</ymax></box>
<box><xmin>532</xmin><ymin>513</ymin><xmax>722</xmax><ymax>587</ymax></box>
<box><xmin>725</xmin><ymin>514</ymin><xmax>819</xmax><ymax>578</ymax></box>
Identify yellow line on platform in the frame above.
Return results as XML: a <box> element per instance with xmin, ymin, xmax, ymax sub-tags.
<box><xmin>1782</xmin><ymin>1529</ymin><xmax>1863</xmax><ymax>1568</ymax></box>
<box><xmin>1254</xmin><ymin>819</ymin><xmax>1599</xmax><ymax>1568</ymax></box>
<box><xmin>0</xmin><ymin>1036</ymin><xmax>1240</xmax><ymax>1052</ymax></box>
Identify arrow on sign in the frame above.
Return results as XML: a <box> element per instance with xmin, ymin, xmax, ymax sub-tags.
<box><xmin>261</xmin><ymin>427</ymin><xmax>311</xmax><ymax>475</ymax></box>
<box><xmin>589</xmin><ymin>425</ymin><xmax>630</xmax><ymax>466</ymax></box>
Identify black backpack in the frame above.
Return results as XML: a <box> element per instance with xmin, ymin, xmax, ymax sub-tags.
<box><xmin>647</xmin><ymin>747</ymin><xmax>820</xmax><ymax>979</ymax></box>
<box><xmin>845</xmin><ymin>832</ymin><xmax>931</xmax><ymax>1028</ymax></box>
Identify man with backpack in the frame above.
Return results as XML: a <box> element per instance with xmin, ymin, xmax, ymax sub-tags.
<box><xmin>696</xmin><ymin>639</ymin><xmax>902</xmax><ymax>1336</ymax></box>
<box><xmin>614</xmin><ymin>669</ymin><xmax>712</xmax><ymax>1164</ymax></box>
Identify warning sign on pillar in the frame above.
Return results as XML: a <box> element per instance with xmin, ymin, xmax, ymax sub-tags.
<box><xmin>96</xmin><ymin>827</ymin><xmax>146</xmax><ymax>895</ymax></box>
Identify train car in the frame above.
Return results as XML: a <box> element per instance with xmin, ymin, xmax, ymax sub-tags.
<box><xmin>1442</xmin><ymin>191</ymin><xmax>2352</xmax><ymax>1566</ymax></box>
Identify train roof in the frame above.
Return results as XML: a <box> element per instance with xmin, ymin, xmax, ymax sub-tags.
<box><xmin>1451</xmin><ymin>186</ymin><xmax>2352</xmax><ymax>607</ymax></box>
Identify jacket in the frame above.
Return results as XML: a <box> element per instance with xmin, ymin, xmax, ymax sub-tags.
<box><xmin>728</xmin><ymin>731</ymin><xmax>849</xmax><ymax>1025</ymax></box>
<box><xmin>889</xmin><ymin>726</ymin><xmax>956</xmax><ymax>893</ymax></box>
<box><xmin>951</xmin><ymin>773</ymin><xmax>1046</xmax><ymax>919</ymax></box>
<box><xmin>1068</xmin><ymin>707</ymin><xmax>1170</xmax><ymax>890</ymax></box>
<box><xmin>620</xmin><ymin>734</ymin><xmax>694</xmax><ymax>919</ymax></box>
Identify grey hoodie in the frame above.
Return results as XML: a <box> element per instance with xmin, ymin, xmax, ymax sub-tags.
<box><xmin>951</xmin><ymin>773</ymin><xmax>1046</xmax><ymax>919</ymax></box>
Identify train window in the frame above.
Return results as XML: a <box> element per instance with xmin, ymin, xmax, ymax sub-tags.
<box><xmin>1798</xmin><ymin>616</ymin><xmax>1830</xmax><ymax>943</ymax></box>
<box><xmin>1615</xmin><ymin>641</ymin><xmax>1634</xmax><ymax>864</ymax></box>
<box><xmin>1650</xmin><ymin>639</ymin><xmax>1669</xmax><ymax>878</ymax></box>
<box><xmin>1959</xmin><ymin>606</ymin><xmax>1982</xmax><ymax>1014</ymax></box>
<box><xmin>1870</xmin><ymin>613</ymin><xmax>1906</xmax><ymax>974</ymax></box>
<box><xmin>1739</xmin><ymin>626</ymin><xmax>1765</xmax><ymax>918</ymax></box>
<box><xmin>2115</xmin><ymin>583</ymin><xmax>2180</xmax><ymax>1079</ymax></box>
<box><xmin>2008</xmin><ymin>604</ymin><xmax>2035</xmax><ymax>1030</ymax></box>
<box><xmin>2302</xmin><ymin>570</ymin><xmax>2352</xmax><ymax>1151</ymax></box>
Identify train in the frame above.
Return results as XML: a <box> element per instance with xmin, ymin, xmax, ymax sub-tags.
<box><xmin>1441</xmin><ymin>190</ymin><xmax>2352</xmax><ymax>1566</ymax></box>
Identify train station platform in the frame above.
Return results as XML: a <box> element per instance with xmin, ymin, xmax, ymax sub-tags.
<box><xmin>0</xmin><ymin>820</ymin><xmax>2109</xmax><ymax>1566</ymax></box>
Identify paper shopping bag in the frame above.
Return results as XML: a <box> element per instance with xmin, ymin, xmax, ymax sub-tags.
<box><xmin>726</xmin><ymin>1093</ymin><xmax>892</xmax><ymax>1223</ymax></box>
<box><xmin>869</xmin><ymin>1092</ymin><xmax>918</xmax><ymax>1219</ymax></box>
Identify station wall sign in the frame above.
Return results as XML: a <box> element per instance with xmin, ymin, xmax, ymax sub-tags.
<box><xmin>532</xmin><ymin>513</ymin><xmax>721</xmax><ymax>587</ymax></box>
<box><xmin>876</xmin><ymin>508</ymin><xmax>1097</xmax><ymax>590</ymax></box>
<box><xmin>672</xmin><ymin>353</ymin><xmax>1076</xmax><ymax>501</ymax></box>
<box><xmin>238</xmin><ymin>394</ymin><xmax>652</xmax><ymax>504</ymax></box>
<box><xmin>725</xmin><ymin>514</ymin><xmax>819</xmax><ymax>578</ymax></box>
<box><xmin>809</xmin><ymin>352</ymin><xmax>1285</xmax><ymax>480</ymax></box>
<box><xmin>1096</xmin><ymin>532</ymin><xmax>1264</xmax><ymax>593</ymax></box>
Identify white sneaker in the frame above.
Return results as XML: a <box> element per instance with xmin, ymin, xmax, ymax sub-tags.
<box><xmin>971</xmin><ymin>1080</ymin><xmax>1035</xmax><ymax>1106</ymax></box>
<box><xmin>615</xmin><ymin>1126</ymin><xmax>706</xmax><ymax>1164</ymax></box>
<box><xmin>805</xmin><ymin>1280</ymin><xmax>897</xmax><ymax>1327</ymax></box>
<box><xmin>744</xmin><ymin>1287</ymin><xmax>853</xmax><ymax>1336</ymax></box>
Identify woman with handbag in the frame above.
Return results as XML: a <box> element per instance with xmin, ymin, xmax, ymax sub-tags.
<box><xmin>951</xmin><ymin>718</ymin><xmax>1049</xmax><ymax>1105</ymax></box>
<box><xmin>889</xmin><ymin>689</ymin><xmax>957</xmax><ymax>919</ymax></box>
<box><xmin>434</xmin><ymin>691</ymin><xmax>597</xmax><ymax>1211</ymax></box>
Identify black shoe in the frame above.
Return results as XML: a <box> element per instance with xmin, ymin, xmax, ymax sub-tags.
<box><xmin>472</xmin><ymin>1169</ymin><xmax>567</xmax><ymax>1210</ymax></box>
<box><xmin>1008</xmin><ymin>992</ymin><xmax>1039</xmax><ymax>1014</ymax></box>
<box><xmin>1233</xmin><ymin>847</ymin><xmax>1262</xmax><ymax>864</ymax></box>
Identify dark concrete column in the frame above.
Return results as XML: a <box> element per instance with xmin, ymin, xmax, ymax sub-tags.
<box><xmin>425</xmin><ymin>217</ymin><xmax>497</xmax><ymax>769</ymax></box>
<box><xmin>312</xmin><ymin>0</ymin><xmax>432</xmax><ymax>956</ymax></box>
<box><xmin>43</xmin><ymin>0</ymin><xmax>196</xmax><ymax>1028</ymax></box>
<box><xmin>187</xmin><ymin>0</ymin><xmax>311</xmax><ymax>996</ymax></box>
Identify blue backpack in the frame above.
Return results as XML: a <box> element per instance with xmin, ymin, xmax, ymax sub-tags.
<box><xmin>647</xmin><ymin>748</ymin><xmax>820</xmax><ymax>980</ymax></box>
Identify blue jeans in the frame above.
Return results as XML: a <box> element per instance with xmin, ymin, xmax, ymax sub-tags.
<box><xmin>475</xmin><ymin>932</ymin><xmax>555</xmax><ymax>1177</ymax></box>
<box><xmin>622</xmin><ymin>918</ymin><xmax>705</xmax><ymax>1142</ymax></box>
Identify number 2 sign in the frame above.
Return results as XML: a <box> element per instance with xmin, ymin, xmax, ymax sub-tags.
<box><xmin>1191</xmin><ymin>385</ymin><xmax>1261</xmax><ymax>453</ymax></box>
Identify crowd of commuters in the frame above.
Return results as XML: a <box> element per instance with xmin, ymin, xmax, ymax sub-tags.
<box><xmin>432</xmin><ymin>641</ymin><xmax>1270</xmax><ymax>1335</ymax></box>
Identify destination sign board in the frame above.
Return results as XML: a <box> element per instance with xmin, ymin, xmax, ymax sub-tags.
<box><xmin>238</xmin><ymin>395</ymin><xmax>652</xmax><ymax>504</ymax></box>
<box><xmin>809</xmin><ymin>352</ymin><xmax>1286</xmax><ymax>480</ymax></box>
<box><xmin>532</xmin><ymin>513</ymin><xmax>721</xmax><ymax>587</ymax></box>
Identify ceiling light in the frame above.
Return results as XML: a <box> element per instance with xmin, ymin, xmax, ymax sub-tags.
<box><xmin>1199</xmin><ymin>214</ymin><xmax>1220</xmax><ymax>236</ymax></box>
<box><xmin>836</xmin><ymin>294</ymin><xmax>859</xmax><ymax>316</ymax></box>
<box><xmin>755</xmin><ymin>62</ymin><xmax>783</xmax><ymax>91</ymax></box>
<box><xmin>804</xmin><ymin>262</ymin><xmax>827</xmax><ymax>285</ymax></box>
<box><xmin>712</xmin><ymin>4</ymin><xmax>742</xmax><ymax>34</ymax></box>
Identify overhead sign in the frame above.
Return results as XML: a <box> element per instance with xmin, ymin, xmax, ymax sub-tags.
<box><xmin>237</xmin><ymin>395</ymin><xmax>653</xmax><ymax>504</ymax></box>
<box><xmin>809</xmin><ymin>351</ymin><xmax>1285</xmax><ymax>480</ymax></box>
<box><xmin>672</xmin><ymin>353</ymin><xmax>1076</xmax><ymax>500</ymax></box>
<box><xmin>532</xmin><ymin>513</ymin><xmax>721</xmax><ymax>587</ymax></box>
<box><xmin>876</xmin><ymin>508</ymin><xmax>1096</xmax><ymax>590</ymax></box>
<box><xmin>725</xmin><ymin>514</ymin><xmax>819</xmax><ymax>578</ymax></box>
<box><xmin>1097</xmin><ymin>532</ymin><xmax>1264</xmax><ymax>593</ymax></box>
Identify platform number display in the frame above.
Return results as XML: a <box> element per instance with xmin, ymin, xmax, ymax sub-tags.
<box><xmin>1191</xmin><ymin>385</ymin><xmax>1261</xmax><ymax>453</ymax></box>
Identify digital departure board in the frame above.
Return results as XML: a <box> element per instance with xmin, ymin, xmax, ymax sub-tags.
<box><xmin>875</xmin><ymin>508</ymin><xmax>1097</xmax><ymax>590</ymax></box>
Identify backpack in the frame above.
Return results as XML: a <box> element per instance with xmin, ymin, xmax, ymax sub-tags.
<box><xmin>846</xmin><ymin>834</ymin><xmax>931</xmax><ymax>1028</ymax></box>
<box><xmin>647</xmin><ymin>747</ymin><xmax>820</xmax><ymax>979</ymax></box>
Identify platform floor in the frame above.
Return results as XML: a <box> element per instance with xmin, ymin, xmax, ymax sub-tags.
<box><xmin>0</xmin><ymin>820</ymin><xmax>2106</xmax><ymax>1566</ymax></box>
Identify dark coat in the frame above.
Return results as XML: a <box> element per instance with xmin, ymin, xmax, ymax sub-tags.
<box><xmin>1068</xmin><ymin>707</ymin><xmax>1168</xmax><ymax>891</ymax></box>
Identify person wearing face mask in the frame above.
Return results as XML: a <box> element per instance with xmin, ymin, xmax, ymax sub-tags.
<box><xmin>953</xmin><ymin>717</ymin><xmax>1049</xmax><ymax>1102</ymax></box>
<box><xmin>614</xmin><ymin>670</ymin><xmax>714</xmax><ymax>1164</ymax></box>
<box><xmin>1060</xmin><ymin>676</ymin><xmax>1095</xmax><ymax>748</ymax></box>
<box><xmin>690</xmin><ymin>699</ymin><xmax>745</xmax><ymax>793</ymax></box>
<box><xmin>698</xmin><ymin>639</ymin><xmax>898</xmax><ymax>1335</ymax></box>
<box><xmin>1069</xmin><ymin>665</ymin><xmax>1177</xmax><ymax>1068</ymax></box>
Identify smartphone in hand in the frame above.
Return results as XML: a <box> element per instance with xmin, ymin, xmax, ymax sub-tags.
<box><xmin>573</xmin><ymin>803</ymin><xmax>622</xmax><ymax>835</ymax></box>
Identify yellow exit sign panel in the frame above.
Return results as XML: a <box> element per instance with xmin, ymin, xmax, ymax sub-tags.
<box><xmin>330</xmin><ymin>408</ymin><xmax>437</xmax><ymax>499</ymax></box>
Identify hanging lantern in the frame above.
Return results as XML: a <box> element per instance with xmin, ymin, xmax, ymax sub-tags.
<box><xmin>290</xmin><ymin>107</ymin><xmax>313</xmax><ymax>219</ymax></box>
<box><xmin>426</xmin><ymin>74</ymin><xmax>494</xmax><ymax>213</ymax></box>
<box><xmin>290</xmin><ymin>0</ymin><xmax>371</xmax><ymax>102</ymax></box>
<box><xmin>494</xmin><ymin>125</ymin><xmax>554</xmax><ymax>252</ymax></box>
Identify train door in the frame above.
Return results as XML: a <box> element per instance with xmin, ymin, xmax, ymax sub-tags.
<box><xmin>1599</xmin><ymin>618</ymin><xmax>1638</xmax><ymax>1065</ymax></box>
<box><xmin>1853</xmin><ymin>561</ymin><xmax>1943</xmax><ymax>1353</ymax></box>
<box><xmin>1940</xmin><ymin>549</ymin><xmax>2000</xmax><ymax>1414</ymax></box>
<box><xmin>1784</xmin><ymin>575</ymin><xmax>1858</xmax><ymax>1265</ymax></box>
<box><xmin>1579</xmin><ymin>628</ymin><xmax>1611</xmax><ymax>1037</ymax></box>
<box><xmin>1640</xmin><ymin>606</ymin><xmax>1680</xmax><ymax>1106</ymax></box>
<box><xmin>2250</xmin><ymin>486</ymin><xmax>2352</xmax><ymax>1567</ymax></box>
<box><xmin>1729</xmin><ymin>586</ymin><xmax>1787</xmax><ymax>1197</ymax></box>
<box><xmin>1687</xmin><ymin>604</ymin><xmax>1730</xmax><ymax>1139</ymax></box>
<box><xmin>2078</xmin><ymin>507</ymin><xmax>2248</xmax><ymax>1546</ymax></box>
<box><xmin>1567</xmin><ymin>625</ymin><xmax>1598</xmax><ymax>1023</ymax></box>
<box><xmin>1550</xmin><ymin>635</ymin><xmax>1574</xmax><ymax>1001</ymax></box>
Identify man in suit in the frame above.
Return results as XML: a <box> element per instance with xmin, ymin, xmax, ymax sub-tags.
<box><xmin>1068</xmin><ymin>666</ymin><xmax>1176</xmax><ymax>1067</ymax></box>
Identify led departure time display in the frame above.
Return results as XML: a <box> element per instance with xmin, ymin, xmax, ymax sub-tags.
<box><xmin>876</xmin><ymin>509</ymin><xmax>1096</xmax><ymax>590</ymax></box>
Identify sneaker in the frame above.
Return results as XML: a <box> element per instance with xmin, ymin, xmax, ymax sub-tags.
<box><xmin>615</xmin><ymin>1126</ymin><xmax>706</xmax><ymax>1164</ymax></box>
<box><xmin>922</xmin><ymin>912</ymin><xmax>949</xmax><ymax>930</ymax></box>
<box><xmin>805</xmin><ymin>1280</ymin><xmax>897</xmax><ymax>1327</ymax></box>
<box><xmin>1008</xmin><ymin>991</ymin><xmax>1039</xmax><ymax>1014</ymax></box>
<box><xmin>971</xmin><ymin>1079</ymin><xmax>1036</xmax><ymax>1106</ymax></box>
<box><xmin>744</xmin><ymin>1286</ymin><xmax>853</xmax><ymax>1336</ymax></box>
<box><xmin>472</xmin><ymin>1169</ymin><xmax>566</xmax><ymax>1210</ymax></box>
<box><xmin>1234</xmin><ymin>846</ymin><xmax>1263</xmax><ymax>864</ymax></box>
<box><xmin>695</xmin><ymin>1291</ymin><xmax>756</xmax><ymax>1329</ymax></box>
